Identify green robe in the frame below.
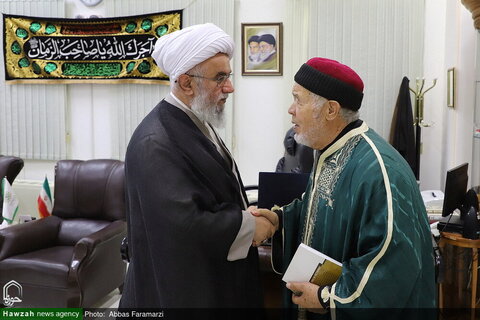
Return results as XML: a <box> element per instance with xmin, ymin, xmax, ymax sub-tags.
<box><xmin>274</xmin><ymin>122</ymin><xmax>436</xmax><ymax>319</ymax></box>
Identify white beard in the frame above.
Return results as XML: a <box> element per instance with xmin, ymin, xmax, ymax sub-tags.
<box><xmin>293</xmin><ymin>133</ymin><xmax>311</xmax><ymax>148</ymax></box>
<box><xmin>191</xmin><ymin>87</ymin><xmax>226</xmax><ymax>128</ymax></box>
<box><xmin>249</xmin><ymin>53</ymin><xmax>260</xmax><ymax>62</ymax></box>
<box><xmin>293</xmin><ymin>126</ymin><xmax>317</xmax><ymax>148</ymax></box>
<box><xmin>260</xmin><ymin>49</ymin><xmax>275</xmax><ymax>61</ymax></box>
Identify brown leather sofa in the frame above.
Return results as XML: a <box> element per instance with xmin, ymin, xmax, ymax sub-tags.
<box><xmin>0</xmin><ymin>159</ymin><xmax>127</xmax><ymax>307</ymax></box>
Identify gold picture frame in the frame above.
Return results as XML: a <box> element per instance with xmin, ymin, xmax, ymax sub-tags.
<box><xmin>241</xmin><ymin>23</ymin><xmax>283</xmax><ymax>76</ymax></box>
<box><xmin>447</xmin><ymin>67</ymin><xmax>455</xmax><ymax>108</ymax></box>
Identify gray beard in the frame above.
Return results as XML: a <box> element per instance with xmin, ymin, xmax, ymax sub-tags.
<box><xmin>249</xmin><ymin>53</ymin><xmax>260</xmax><ymax>62</ymax></box>
<box><xmin>260</xmin><ymin>49</ymin><xmax>275</xmax><ymax>61</ymax></box>
<box><xmin>191</xmin><ymin>89</ymin><xmax>226</xmax><ymax>128</ymax></box>
<box><xmin>293</xmin><ymin>129</ymin><xmax>316</xmax><ymax>149</ymax></box>
<box><xmin>293</xmin><ymin>133</ymin><xmax>310</xmax><ymax>148</ymax></box>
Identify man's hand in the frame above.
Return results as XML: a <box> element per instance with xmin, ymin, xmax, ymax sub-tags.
<box><xmin>252</xmin><ymin>216</ymin><xmax>275</xmax><ymax>247</ymax></box>
<box><xmin>287</xmin><ymin>282</ymin><xmax>327</xmax><ymax>314</ymax></box>
<box><xmin>251</xmin><ymin>209</ymin><xmax>279</xmax><ymax>231</ymax></box>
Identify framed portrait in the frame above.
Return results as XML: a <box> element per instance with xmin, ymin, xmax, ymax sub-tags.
<box><xmin>241</xmin><ymin>23</ymin><xmax>283</xmax><ymax>76</ymax></box>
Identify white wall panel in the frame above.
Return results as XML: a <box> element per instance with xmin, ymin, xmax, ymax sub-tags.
<box><xmin>0</xmin><ymin>0</ymin><xmax>66</xmax><ymax>160</ymax></box>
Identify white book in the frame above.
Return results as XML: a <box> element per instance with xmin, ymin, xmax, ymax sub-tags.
<box><xmin>282</xmin><ymin>243</ymin><xmax>342</xmax><ymax>287</ymax></box>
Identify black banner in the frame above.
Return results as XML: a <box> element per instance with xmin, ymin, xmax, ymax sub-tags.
<box><xmin>3</xmin><ymin>11</ymin><xmax>182</xmax><ymax>83</ymax></box>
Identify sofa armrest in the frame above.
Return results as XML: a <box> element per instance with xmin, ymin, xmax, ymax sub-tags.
<box><xmin>70</xmin><ymin>220</ymin><xmax>127</xmax><ymax>272</ymax></box>
<box><xmin>0</xmin><ymin>216</ymin><xmax>61</xmax><ymax>260</ymax></box>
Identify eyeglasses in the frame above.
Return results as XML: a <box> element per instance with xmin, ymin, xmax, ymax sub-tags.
<box><xmin>185</xmin><ymin>73</ymin><xmax>233</xmax><ymax>86</ymax></box>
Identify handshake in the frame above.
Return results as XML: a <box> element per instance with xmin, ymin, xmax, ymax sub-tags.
<box><xmin>248</xmin><ymin>207</ymin><xmax>279</xmax><ymax>247</ymax></box>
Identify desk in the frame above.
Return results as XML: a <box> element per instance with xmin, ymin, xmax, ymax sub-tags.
<box><xmin>439</xmin><ymin>232</ymin><xmax>480</xmax><ymax>318</ymax></box>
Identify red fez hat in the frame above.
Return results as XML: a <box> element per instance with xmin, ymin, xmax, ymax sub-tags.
<box><xmin>294</xmin><ymin>57</ymin><xmax>364</xmax><ymax>111</ymax></box>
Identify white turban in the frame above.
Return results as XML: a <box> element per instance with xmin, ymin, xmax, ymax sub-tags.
<box><xmin>151</xmin><ymin>23</ymin><xmax>234</xmax><ymax>81</ymax></box>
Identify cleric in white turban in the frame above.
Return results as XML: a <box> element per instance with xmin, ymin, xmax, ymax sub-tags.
<box><xmin>151</xmin><ymin>22</ymin><xmax>234</xmax><ymax>81</ymax></box>
<box><xmin>119</xmin><ymin>22</ymin><xmax>267</xmax><ymax>311</ymax></box>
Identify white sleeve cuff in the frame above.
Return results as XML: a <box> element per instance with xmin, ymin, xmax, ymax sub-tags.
<box><xmin>227</xmin><ymin>210</ymin><xmax>255</xmax><ymax>261</ymax></box>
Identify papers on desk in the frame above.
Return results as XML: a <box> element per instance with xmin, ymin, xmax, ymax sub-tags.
<box><xmin>422</xmin><ymin>190</ymin><xmax>444</xmax><ymax>225</ymax></box>
<box><xmin>421</xmin><ymin>190</ymin><xmax>444</xmax><ymax>213</ymax></box>
<box><xmin>431</xmin><ymin>222</ymin><xmax>440</xmax><ymax>237</ymax></box>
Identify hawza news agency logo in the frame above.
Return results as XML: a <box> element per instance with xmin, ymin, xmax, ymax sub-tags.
<box><xmin>3</xmin><ymin>280</ymin><xmax>22</xmax><ymax>307</ymax></box>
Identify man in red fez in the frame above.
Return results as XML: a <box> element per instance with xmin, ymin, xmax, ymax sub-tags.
<box><xmin>254</xmin><ymin>57</ymin><xmax>436</xmax><ymax>319</ymax></box>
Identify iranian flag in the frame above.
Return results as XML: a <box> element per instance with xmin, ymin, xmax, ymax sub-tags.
<box><xmin>37</xmin><ymin>176</ymin><xmax>52</xmax><ymax>218</ymax></box>
<box><xmin>1</xmin><ymin>177</ymin><xmax>19</xmax><ymax>227</ymax></box>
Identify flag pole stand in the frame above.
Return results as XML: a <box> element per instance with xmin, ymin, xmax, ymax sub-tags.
<box><xmin>409</xmin><ymin>78</ymin><xmax>437</xmax><ymax>181</ymax></box>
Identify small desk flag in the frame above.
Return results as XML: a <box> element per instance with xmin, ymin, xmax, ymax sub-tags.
<box><xmin>37</xmin><ymin>177</ymin><xmax>52</xmax><ymax>218</ymax></box>
<box><xmin>1</xmin><ymin>177</ymin><xmax>19</xmax><ymax>226</ymax></box>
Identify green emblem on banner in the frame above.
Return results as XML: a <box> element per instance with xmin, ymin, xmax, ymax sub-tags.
<box><xmin>156</xmin><ymin>24</ymin><xmax>168</xmax><ymax>37</ymax></box>
<box><xmin>29</xmin><ymin>22</ymin><xmax>41</xmax><ymax>33</ymax></box>
<box><xmin>137</xmin><ymin>61</ymin><xmax>151</xmax><ymax>74</ymax></box>
<box><xmin>126</xmin><ymin>61</ymin><xmax>136</xmax><ymax>73</ymax></box>
<box><xmin>125</xmin><ymin>22</ymin><xmax>136</xmax><ymax>33</ymax></box>
<box><xmin>18</xmin><ymin>58</ymin><xmax>30</xmax><ymax>67</ymax></box>
<box><xmin>141</xmin><ymin>19</ymin><xmax>153</xmax><ymax>31</ymax></box>
<box><xmin>45</xmin><ymin>24</ymin><xmax>57</xmax><ymax>35</ymax></box>
<box><xmin>15</xmin><ymin>28</ymin><xmax>28</xmax><ymax>39</ymax></box>
<box><xmin>62</xmin><ymin>63</ymin><xmax>122</xmax><ymax>77</ymax></box>
<box><xmin>32</xmin><ymin>62</ymin><xmax>41</xmax><ymax>74</ymax></box>
<box><xmin>44</xmin><ymin>62</ymin><xmax>57</xmax><ymax>74</ymax></box>
<box><xmin>11</xmin><ymin>41</ymin><xmax>21</xmax><ymax>54</ymax></box>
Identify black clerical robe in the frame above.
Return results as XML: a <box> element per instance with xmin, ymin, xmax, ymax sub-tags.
<box><xmin>119</xmin><ymin>100</ymin><xmax>262</xmax><ymax>308</ymax></box>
